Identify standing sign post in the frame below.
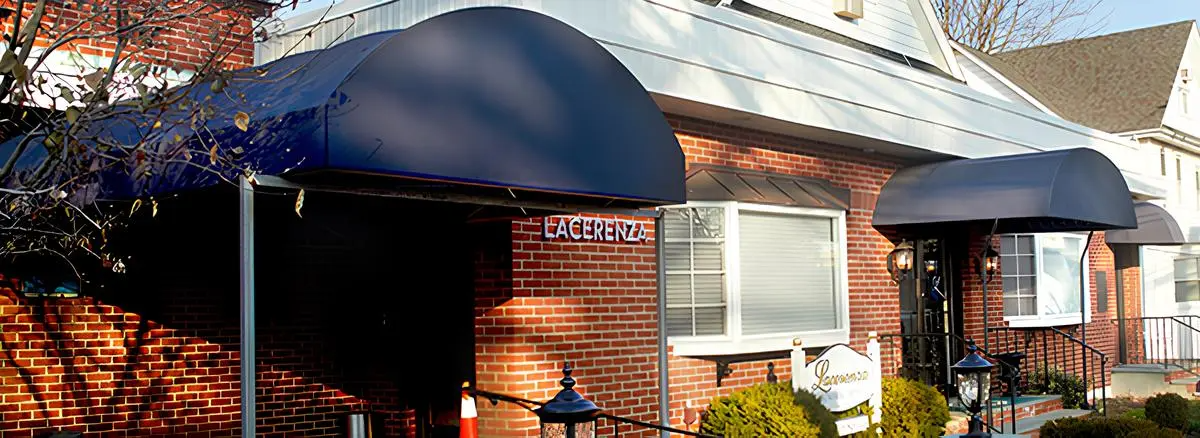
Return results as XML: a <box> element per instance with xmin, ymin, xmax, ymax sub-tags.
<box><xmin>791</xmin><ymin>332</ymin><xmax>882</xmax><ymax>436</ymax></box>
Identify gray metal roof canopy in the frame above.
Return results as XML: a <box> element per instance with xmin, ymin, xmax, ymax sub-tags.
<box><xmin>1104</xmin><ymin>202</ymin><xmax>1186</xmax><ymax>246</ymax></box>
<box><xmin>684</xmin><ymin>165</ymin><xmax>850</xmax><ymax>210</ymax></box>
<box><xmin>871</xmin><ymin>147</ymin><xmax>1138</xmax><ymax>239</ymax></box>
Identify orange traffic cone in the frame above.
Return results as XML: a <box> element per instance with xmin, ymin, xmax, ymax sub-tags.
<box><xmin>460</xmin><ymin>382</ymin><xmax>478</xmax><ymax>438</ymax></box>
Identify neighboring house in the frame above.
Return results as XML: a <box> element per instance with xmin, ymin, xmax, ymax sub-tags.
<box><xmin>955</xmin><ymin>21</ymin><xmax>1200</xmax><ymax>373</ymax></box>
<box><xmin>0</xmin><ymin>1</ymin><xmax>1177</xmax><ymax>438</ymax></box>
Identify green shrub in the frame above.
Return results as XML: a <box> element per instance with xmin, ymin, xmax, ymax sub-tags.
<box><xmin>1040</xmin><ymin>416</ymin><xmax>1176</xmax><ymax>437</ymax></box>
<box><xmin>1146</xmin><ymin>393</ymin><xmax>1190</xmax><ymax>431</ymax></box>
<box><xmin>1124</xmin><ymin>408</ymin><xmax>1148</xmax><ymax>420</ymax></box>
<box><xmin>700</xmin><ymin>382</ymin><xmax>821</xmax><ymax>437</ymax></box>
<box><xmin>1028</xmin><ymin>367</ymin><xmax>1088</xmax><ymax>409</ymax></box>
<box><xmin>793</xmin><ymin>388</ymin><xmax>839</xmax><ymax>438</ymax></box>
<box><xmin>880</xmin><ymin>377</ymin><xmax>949</xmax><ymax>437</ymax></box>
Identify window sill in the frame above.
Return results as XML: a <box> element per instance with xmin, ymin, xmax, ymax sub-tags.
<box><xmin>1004</xmin><ymin>313</ymin><xmax>1090</xmax><ymax>328</ymax></box>
<box><xmin>668</xmin><ymin>329</ymin><xmax>849</xmax><ymax>357</ymax></box>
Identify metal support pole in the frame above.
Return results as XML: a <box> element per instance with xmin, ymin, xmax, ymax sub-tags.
<box><xmin>1079</xmin><ymin>231</ymin><xmax>1093</xmax><ymax>410</ymax></box>
<box><xmin>655</xmin><ymin>212</ymin><xmax>670</xmax><ymax>438</ymax></box>
<box><xmin>1115</xmin><ymin>247</ymin><xmax>1128</xmax><ymax>364</ymax></box>
<box><xmin>239</xmin><ymin>176</ymin><xmax>256</xmax><ymax>437</ymax></box>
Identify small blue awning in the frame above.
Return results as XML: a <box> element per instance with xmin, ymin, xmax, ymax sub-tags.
<box><xmin>872</xmin><ymin>148</ymin><xmax>1137</xmax><ymax>238</ymax></box>
<box><xmin>1</xmin><ymin>7</ymin><xmax>685</xmax><ymax>209</ymax></box>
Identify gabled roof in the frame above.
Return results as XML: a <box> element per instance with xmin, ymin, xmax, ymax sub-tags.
<box><xmin>987</xmin><ymin>21</ymin><xmax>1195</xmax><ymax>134</ymax></box>
<box><xmin>954</xmin><ymin>43</ymin><xmax>1066</xmax><ymax>115</ymax></box>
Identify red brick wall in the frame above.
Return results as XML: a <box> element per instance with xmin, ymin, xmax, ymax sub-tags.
<box><xmin>662</xmin><ymin>116</ymin><xmax>904</xmax><ymax>430</ymax></box>
<box><xmin>473</xmin><ymin>215</ymin><xmax>660</xmax><ymax>437</ymax></box>
<box><xmin>0</xmin><ymin>0</ymin><xmax>256</xmax><ymax>71</ymax></box>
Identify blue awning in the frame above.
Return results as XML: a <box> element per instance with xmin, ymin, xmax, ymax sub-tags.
<box><xmin>1</xmin><ymin>7</ymin><xmax>685</xmax><ymax>208</ymax></box>
<box><xmin>872</xmin><ymin>148</ymin><xmax>1137</xmax><ymax>238</ymax></box>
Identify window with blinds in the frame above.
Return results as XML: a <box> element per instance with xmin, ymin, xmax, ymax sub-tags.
<box><xmin>739</xmin><ymin>211</ymin><xmax>838</xmax><ymax>334</ymax></box>
<box><xmin>663</xmin><ymin>207</ymin><xmax>727</xmax><ymax>337</ymax></box>
<box><xmin>662</xmin><ymin>202</ymin><xmax>845</xmax><ymax>343</ymax></box>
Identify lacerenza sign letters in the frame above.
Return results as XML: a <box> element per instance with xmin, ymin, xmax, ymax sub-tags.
<box><xmin>542</xmin><ymin>216</ymin><xmax>648</xmax><ymax>243</ymax></box>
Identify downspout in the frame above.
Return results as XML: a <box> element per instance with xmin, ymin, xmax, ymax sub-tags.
<box><xmin>656</xmin><ymin>211</ymin><xmax>670</xmax><ymax>438</ymax></box>
<box><xmin>238</xmin><ymin>176</ymin><xmax>257</xmax><ymax>438</ymax></box>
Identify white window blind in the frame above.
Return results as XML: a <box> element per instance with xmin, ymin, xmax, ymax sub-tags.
<box><xmin>663</xmin><ymin>207</ymin><xmax>726</xmax><ymax>337</ymax></box>
<box><xmin>738</xmin><ymin>211</ymin><xmax>838</xmax><ymax>334</ymax></box>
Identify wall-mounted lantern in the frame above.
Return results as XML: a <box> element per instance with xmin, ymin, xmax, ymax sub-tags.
<box><xmin>887</xmin><ymin>241</ymin><xmax>914</xmax><ymax>284</ymax></box>
<box><xmin>535</xmin><ymin>363</ymin><xmax>601</xmax><ymax>438</ymax></box>
<box><xmin>924</xmin><ymin>259</ymin><xmax>938</xmax><ymax>278</ymax></box>
<box><xmin>980</xmin><ymin>244</ymin><xmax>1000</xmax><ymax>282</ymax></box>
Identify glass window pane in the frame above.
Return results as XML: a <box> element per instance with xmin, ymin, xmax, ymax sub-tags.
<box><xmin>665</xmin><ymin>274</ymin><xmax>693</xmax><ymax>307</ymax></box>
<box><xmin>1018</xmin><ymin>236</ymin><xmax>1035</xmax><ymax>254</ymax></box>
<box><xmin>739</xmin><ymin>211</ymin><xmax>838</xmax><ymax>335</ymax></box>
<box><xmin>693</xmin><ymin>241</ymin><xmax>724</xmax><ymax>271</ymax></box>
<box><xmin>1000</xmin><ymin>236</ymin><xmax>1016</xmax><ymax>254</ymax></box>
<box><xmin>1177</xmin><ymin>281</ymin><xmax>1200</xmax><ymax>303</ymax></box>
<box><xmin>1040</xmin><ymin>236</ymin><xmax>1083</xmax><ymax>316</ymax></box>
<box><xmin>664</xmin><ymin>242</ymin><xmax>691</xmax><ymax>271</ymax></box>
<box><xmin>691</xmin><ymin>207</ymin><xmax>725</xmax><ymax>239</ymax></box>
<box><xmin>666</xmin><ymin>308</ymin><xmax>694</xmax><ymax>337</ymax></box>
<box><xmin>1003</xmin><ymin>297</ymin><xmax>1020</xmax><ymax>317</ymax></box>
<box><xmin>694</xmin><ymin>307</ymin><xmax>726</xmax><ymax>336</ymax></box>
<box><xmin>694</xmin><ymin>274</ymin><xmax>724</xmax><ymax>304</ymax></box>
<box><xmin>1017</xmin><ymin>255</ymin><xmax>1036</xmax><ymax>276</ymax></box>
<box><xmin>1001</xmin><ymin>255</ymin><xmax>1018</xmax><ymax>274</ymax></box>
<box><xmin>1176</xmin><ymin>258</ymin><xmax>1198</xmax><ymax>281</ymax></box>
<box><xmin>663</xmin><ymin>209</ymin><xmax>692</xmax><ymax>239</ymax></box>
<box><xmin>1002</xmin><ymin>276</ymin><xmax>1018</xmax><ymax>295</ymax></box>
<box><xmin>1020</xmin><ymin>297</ymin><xmax>1037</xmax><ymax>316</ymax></box>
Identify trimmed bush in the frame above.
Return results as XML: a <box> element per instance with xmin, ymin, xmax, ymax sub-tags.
<box><xmin>700</xmin><ymin>382</ymin><xmax>822</xmax><ymax>437</ymax></box>
<box><xmin>1040</xmin><ymin>416</ymin><xmax>1178</xmax><ymax>437</ymax></box>
<box><xmin>1124</xmin><ymin>408</ymin><xmax>1148</xmax><ymax>420</ymax></box>
<box><xmin>1146</xmin><ymin>393</ymin><xmax>1190</xmax><ymax>431</ymax></box>
<box><xmin>1028</xmin><ymin>367</ymin><xmax>1088</xmax><ymax>409</ymax></box>
<box><xmin>880</xmin><ymin>377</ymin><xmax>949</xmax><ymax>437</ymax></box>
<box><xmin>793</xmin><ymin>388</ymin><xmax>839</xmax><ymax>438</ymax></box>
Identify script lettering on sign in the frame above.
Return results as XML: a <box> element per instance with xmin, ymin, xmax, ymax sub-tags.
<box><xmin>542</xmin><ymin>216</ymin><xmax>648</xmax><ymax>243</ymax></box>
<box><xmin>800</xmin><ymin>344</ymin><xmax>876</xmax><ymax>413</ymax></box>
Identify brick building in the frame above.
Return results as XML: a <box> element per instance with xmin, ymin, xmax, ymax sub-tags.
<box><xmin>0</xmin><ymin>1</ymin><xmax>1184</xmax><ymax>438</ymax></box>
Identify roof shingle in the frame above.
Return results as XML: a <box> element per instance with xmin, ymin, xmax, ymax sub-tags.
<box><xmin>992</xmin><ymin>20</ymin><xmax>1195</xmax><ymax>133</ymax></box>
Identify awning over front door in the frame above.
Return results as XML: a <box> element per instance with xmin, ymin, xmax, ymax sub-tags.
<box><xmin>872</xmin><ymin>148</ymin><xmax>1137</xmax><ymax>238</ymax></box>
<box><xmin>0</xmin><ymin>7</ymin><xmax>686</xmax><ymax>209</ymax></box>
<box><xmin>1105</xmin><ymin>202</ymin><xmax>1186</xmax><ymax>246</ymax></box>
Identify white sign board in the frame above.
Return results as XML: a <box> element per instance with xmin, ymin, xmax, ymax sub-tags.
<box><xmin>792</xmin><ymin>333</ymin><xmax>882</xmax><ymax>436</ymax></box>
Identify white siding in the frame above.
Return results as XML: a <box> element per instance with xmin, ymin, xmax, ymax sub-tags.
<box><xmin>953</xmin><ymin>51</ymin><xmax>1037</xmax><ymax>108</ymax></box>
<box><xmin>1162</xmin><ymin>23</ymin><xmax>1200</xmax><ymax>140</ymax></box>
<box><xmin>740</xmin><ymin>0</ymin><xmax>935</xmax><ymax>66</ymax></box>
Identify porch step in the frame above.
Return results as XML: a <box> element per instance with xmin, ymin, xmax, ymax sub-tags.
<box><xmin>944</xmin><ymin>395</ymin><xmax>1064</xmax><ymax>435</ymax></box>
<box><xmin>1001</xmin><ymin>409</ymin><xmax>1092</xmax><ymax>435</ymax></box>
<box><xmin>1114</xmin><ymin>364</ymin><xmax>1200</xmax><ymax>398</ymax></box>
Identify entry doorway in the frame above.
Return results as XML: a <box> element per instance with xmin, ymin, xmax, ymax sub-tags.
<box><xmin>897</xmin><ymin>238</ymin><xmax>966</xmax><ymax>396</ymax></box>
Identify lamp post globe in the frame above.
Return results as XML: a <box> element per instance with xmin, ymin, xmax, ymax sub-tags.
<box><xmin>981</xmin><ymin>244</ymin><xmax>1000</xmax><ymax>282</ymax></box>
<box><xmin>952</xmin><ymin>341</ymin><xmax>996</xmax><ymax>438</ymax></box>
<box><xmin>887</xmin><ymin>241</ymin><xmax>915</xmax><ymax>284</ymax></box>
<box><xmin>535</xmin><ymin>363</ymin><xmax>601</xmax><ymax>438</ymax></box>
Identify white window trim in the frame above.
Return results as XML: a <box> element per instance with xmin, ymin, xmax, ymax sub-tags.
<box><xmin>1002</xmin><ymin>232</ymin><xmax>1092</xmax><ymax>328</ymax></box>
<box><xmin>1173</xmin><ymin>257</ymin><xmax>1200</xmax><ymax>304</ymax></box>
<box><xmin>664</xmin><ymin>201</ymin><xmax>851</xmax><ymax>357</ymax></box>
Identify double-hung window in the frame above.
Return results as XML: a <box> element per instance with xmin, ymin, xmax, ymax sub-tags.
<box><xmin>662</xmin><ymin>202</ymin><xmax>849</xmax><ymax>356</ymax></box>
<box><xmin>1174</xmin><ymin>257</ymin><xmax>1200</xmax><ymax>303</ymax></box>
<box><xmin>999</xmin><ymin>233</ymin><xmax>1090</xmax><ymax>327</ymax></box>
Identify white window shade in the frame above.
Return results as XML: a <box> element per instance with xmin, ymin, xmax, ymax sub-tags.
<box><xmin>738</xmin><ymin>211</ymin><xmax>838</xmax><ymax>335</ymax></box>
<box><xmin>1039</xmin><ymin>235</ymin><xmax>1083</xmax><ymax>315</ymax></box>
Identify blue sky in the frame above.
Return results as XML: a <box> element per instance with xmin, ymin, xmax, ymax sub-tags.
<box><xmin>1094</xmin><ymin>0</ymin><xmax>1199</xmax><ymax>34</ymax></box>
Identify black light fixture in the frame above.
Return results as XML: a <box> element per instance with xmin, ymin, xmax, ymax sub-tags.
<box><xmin>952</xmin><ymin>341</ymin><xmax>996</xmax><ymax>437</ymax></box>
<box><xmin>535</xmin><ymin>363</ymin><xmax>601</xmax><ymax>438</ymax></box>
<box><xmin>887</xmin><ymin>240</ymin><xmax>915</xmax><ymax>284</ymax></box>
<box><xmin>980</xmin><ymin>244</ymin><xmax>1000</xmax><ymax>282</ymax></box>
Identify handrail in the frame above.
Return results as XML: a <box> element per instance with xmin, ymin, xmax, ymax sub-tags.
<box><xmin>467</xmin><ymin>387</ymin><xmax>722</xmax><ymax>438</ymax></box>
<box><xmin>985</xmin><ymin>325</ymin><xmax>1107</xmax><ymax>415</ymax></box>
<box><xmin>1047</xmin><ymin>326</ymin><xmax>1107</xmax><ymax>357</ymax></box>
<box><xmin>1115</xmin><ymin>316</ymin><xmax>1200</xmax><ymax>378</ymax></box>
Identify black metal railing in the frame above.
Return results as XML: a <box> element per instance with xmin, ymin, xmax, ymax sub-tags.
<box><xmin>879</xmin><ymin>332</ymin><xmax>1019</xmax><ymax>435</ymax></box>
<box><xmin>1115</xmin><ymin>315</ymin><xmax>1200</xmax><ymax>376</ymax></box>
<box><xmin>985</xmin><ymin>326</ymin><xmax>1107</xmax><ymax>415</ymax></box>
<box><xmin>468</xmin><ymin>387</ymin><xmax>721</xmax><ymax>438</ymax></box>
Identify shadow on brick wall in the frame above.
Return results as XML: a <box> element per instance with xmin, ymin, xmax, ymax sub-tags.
<box><xmin>0</xmin><ymin>188</ymin><xmax>485</xmax><ymax>437</ymax></box>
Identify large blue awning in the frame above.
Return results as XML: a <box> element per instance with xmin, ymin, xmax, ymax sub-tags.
<box><xmin>1</xmin><ymin>7</ymin><xmax>686</xmax><ymax>208</ymax></box>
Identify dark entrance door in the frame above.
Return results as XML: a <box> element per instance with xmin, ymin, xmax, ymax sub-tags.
<box><xmin>897</xmin><ymin>239</ymin><xmax>963</xmax><ymax>396</ymax></box>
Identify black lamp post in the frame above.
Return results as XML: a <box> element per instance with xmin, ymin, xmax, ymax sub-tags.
<box><xmin>980</xmin><ymin>244</ymin><xmax>1000</xmax><ymax>281</ymax></box>
<box><xmin>887</xmin><ymin>240</ymin><xmax>915</xmax><ymax>284</ymax></box>
<box><xmin>535</xmin><ymin>363</ymin><xmax>602</xmax><ymax>438</ymax></box>
<box><xmin>952</xmin><ymin>341</ymin><xmax>996</xmax><ymax>438</ymax></box>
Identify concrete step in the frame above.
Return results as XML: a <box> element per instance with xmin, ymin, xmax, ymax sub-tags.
<box><xmin>1001</xmin><ymin>409</ymin><xmax>1092</xmax><ymax>435</ymax></box>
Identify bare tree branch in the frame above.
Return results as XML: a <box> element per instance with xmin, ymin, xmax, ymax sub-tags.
<box><xmin>935</xmin><ymin>0</ymin><xmax>1111</xmax><ymax>53</ymax></box>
